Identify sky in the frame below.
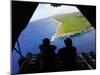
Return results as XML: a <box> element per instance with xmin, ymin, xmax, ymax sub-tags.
<box><xmin>29</xmin><ymin>3</ymin><xmax>79</xmax><ymax>22</ymax></box>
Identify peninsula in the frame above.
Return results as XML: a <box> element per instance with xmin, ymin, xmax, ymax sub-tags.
<box><xmin>51</xmin><ymin>12</ymin><xmax>92</xmax><ymax>41</ymax></box>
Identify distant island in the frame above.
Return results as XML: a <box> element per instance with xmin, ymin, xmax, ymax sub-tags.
<box><xmin>51</xmin><ymin>12</ymin><xmax>92</xmax><ymax>41</ymax></box>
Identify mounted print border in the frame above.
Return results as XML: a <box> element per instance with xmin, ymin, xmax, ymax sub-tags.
<box><xmin>11</xmin><ymin>1</ymin><xmax>96</xmax><ymax>75</ymax></box>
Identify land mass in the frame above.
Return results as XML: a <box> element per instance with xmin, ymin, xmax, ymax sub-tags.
<box><xmin>51</xmin><ymin>12</ymin><xmax>92</xmax><ymax>41</ymax></box>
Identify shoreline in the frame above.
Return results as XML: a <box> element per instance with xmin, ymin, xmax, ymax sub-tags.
<box><xmin>51</xmin><ymin>18</ymin><xmax>93</xmax><ymax>41</ymax></box>
<box><xmin>50</xmin><ymin>19</ymin><xmax>62</xmax><ymax>41</ymax></box>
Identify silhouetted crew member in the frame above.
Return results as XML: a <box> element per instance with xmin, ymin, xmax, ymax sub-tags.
<box><xmin>58</xmin><ymin>38</ymin><xmax>77</xmax><ymax>70</ymax></box>
<box><xmin>39</xmin><ymin>38</ymin><xmax>57</xmax><ymax>72</ymax></box>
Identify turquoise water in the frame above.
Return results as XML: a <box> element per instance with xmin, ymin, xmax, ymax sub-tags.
<box><xmin>12</xmin><ymin>18</ymin><xmax>96</xmax><ymax>74</ymax></box>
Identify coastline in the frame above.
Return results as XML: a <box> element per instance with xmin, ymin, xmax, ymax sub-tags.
<box><xmin>51</xmin><ymin>18</ymin><xmax>93</xmax><ymax>41</ymax></box>
<box><xmin>50</xmin><ymin>19</ymin><xmax>62</xmax><ymax>41</ymax></box>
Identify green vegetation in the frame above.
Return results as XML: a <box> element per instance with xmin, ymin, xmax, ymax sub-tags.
<box><xmin>54</xmin><ymin>12</ymin><xmax>91</xmax><ymax>35</ymax></box>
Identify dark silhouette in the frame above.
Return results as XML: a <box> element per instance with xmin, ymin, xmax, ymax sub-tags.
<box><xmin>17</xmin><ymin>38</ymin><xmax>96</xmax><ymax>74</ymax></box>
<box><xmin>58</xmin><ymin>38</ymin><xmax>77</xmax><ymax>70</ymax></box>
<box><xmin>39</xmin><ymin>38</ymin><xmax>57</xmax><ymax>72</ymax></box>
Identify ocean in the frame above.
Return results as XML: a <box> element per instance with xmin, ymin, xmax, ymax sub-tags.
<box><xmin>12</xmin><ymin>18</ymin><xmax>96</xmax><ymax>74</ymax></box>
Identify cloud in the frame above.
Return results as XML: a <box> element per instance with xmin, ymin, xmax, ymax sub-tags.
<box><xmin>30</xmin><ymin>4</ymin><xmax>79</xmax><ymax>22</ymax></box>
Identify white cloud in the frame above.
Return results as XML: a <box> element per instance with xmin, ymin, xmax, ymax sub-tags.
<box><xmin>30</xmin><ymin>3</ymin><xmax>79</xmax><ymax>22</ymax></box>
